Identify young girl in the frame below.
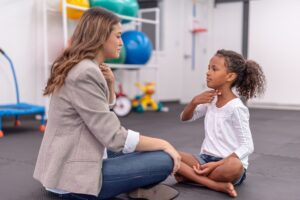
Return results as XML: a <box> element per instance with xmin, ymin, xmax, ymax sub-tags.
<box><xmin>176</xmin><ymin>49</ymin><xmax>266</xmax><ymax>197</ymax></box>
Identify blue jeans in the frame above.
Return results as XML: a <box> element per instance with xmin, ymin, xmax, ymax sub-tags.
<box><xmin>54</xmin><ymin>151</ymin><xmax>173</xmax><ymax>200</ymax></box>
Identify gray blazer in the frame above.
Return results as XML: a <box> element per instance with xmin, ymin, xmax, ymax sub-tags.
<box><xmin>33</xmin><ymin>59</ymin><xmax>128</xmax><ymax>196</ymax></box>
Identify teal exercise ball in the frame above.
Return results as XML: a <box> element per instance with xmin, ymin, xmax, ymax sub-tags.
<box><xmin>122</xmin><ymin>30</ymin><xmax>153</xmax><ymax>64</ymax></box>
<box><xmin>89</xmin><ymin>0</ymin><xmax>139</xmax><ymax>23</ymax></box>
<box><xmin>89</xmin><ymin>0</ymin><xmax>124</xmax><ymax>14</ymax></box>
<box><xmin>105</xmin><ymin>46</ymin><xmax>126</xmax><ymax>64</ymax></box>
<box><xmin>121</xmin><ymin>0</ymin><xmax>139</xmax><ymax>23</ymax></box>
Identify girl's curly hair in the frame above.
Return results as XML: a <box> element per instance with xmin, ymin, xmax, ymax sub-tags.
<box><xmin>215</xmin><ymin>49</ymin><xmax>266</xmax><ymax>100</ymax></box>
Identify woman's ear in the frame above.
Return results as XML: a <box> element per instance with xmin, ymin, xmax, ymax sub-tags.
<box><xmin>227</xmin><ymin>72</ymin><xmax>237</xmax><ymax>83</ymax></box>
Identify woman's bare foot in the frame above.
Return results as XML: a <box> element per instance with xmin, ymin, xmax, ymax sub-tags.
<box><xmin>215</xmin><ymin>182</ymin><xmax>237</xmax><ymax>198</ymax></box>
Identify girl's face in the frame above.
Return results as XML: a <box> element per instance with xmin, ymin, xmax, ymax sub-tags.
<box><xmin>206</xmin><ymin>56</ymin><xmax>233</xmax><ymax>90</ymax></box>
<box><xmin>102</xmin><ymin>23</ymin><xmax>123</xmax><ymax>59</ymax></box>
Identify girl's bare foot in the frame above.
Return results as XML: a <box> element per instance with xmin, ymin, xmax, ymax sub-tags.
<box><xmin>215</xmin><ymin>182</ymin><xmax>237</xmax><ymax>198</ymax></box>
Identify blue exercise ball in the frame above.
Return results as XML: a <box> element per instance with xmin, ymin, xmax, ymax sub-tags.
<box><xmin>122</xmin><ymin>30</ymin><xmax>153</xmax><ymax>64</ymax></box>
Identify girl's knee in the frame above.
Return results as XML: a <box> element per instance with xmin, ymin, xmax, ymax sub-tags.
<box><xmin>227</xmin><ymin>157</ymin><xmax>243</xmax><ymax>172</ymax></box>
<box><xmin>209</xmin><ymin>158</ymin><xmax>243</xmax><ymax>182</ymax></box>
<box><xmin>222</xmin><ymin>158</ymin><xmax>244</xmax><ymax>180</ymax></box>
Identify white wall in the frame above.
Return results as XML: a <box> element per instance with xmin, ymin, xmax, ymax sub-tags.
<box><xmin>0</xmin><ymin>0</ymin><xmax>42</xmax><ymax>105</ymax></box>
<box><xmin>155</xmin><ymin>0</ymin><xmax>184</xmax><ymax>101</ymax></box>
<box><xmin>210</xmin><ymin>2</ymin><xmax>243</xmax><ymax>55</ymax></box>
<box><xmin>248</xmin><ymin>0</ymin><xmax>300</xmax><ymax>109</ymax></box>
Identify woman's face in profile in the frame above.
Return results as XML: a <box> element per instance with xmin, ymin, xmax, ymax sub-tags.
<box><xmin>102</xmin><ymin>23</ymin><xmax>123</xmax><ymax>59</ymax></box>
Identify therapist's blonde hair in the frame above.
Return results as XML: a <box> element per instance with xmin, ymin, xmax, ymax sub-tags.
<box><xmin>44</xmin><ymin>7</ymin><xmax>120</xmax><ymax>95</ymax></box>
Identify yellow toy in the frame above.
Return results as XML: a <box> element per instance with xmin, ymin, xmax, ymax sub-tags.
<box><xmin>61</xmin><ymin>0</ymin><xmax>90</xmax><ymax>20</ymax></box>
<box><xmin>132</xmin><ymin>82</ymin><xmax>162</xmax><ymax>112</ymax></box>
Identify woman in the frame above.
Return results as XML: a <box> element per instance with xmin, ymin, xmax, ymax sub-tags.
<box><xmin>34</xmin><ymin>7</ymin><xmax>181</xmax><ymax>200</ymax></box>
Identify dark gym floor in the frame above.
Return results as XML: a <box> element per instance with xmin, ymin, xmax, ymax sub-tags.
<box><xmin>1</xmin><ymin>102</ymin><xmax>300</xmax><ymax>200</ymax></box>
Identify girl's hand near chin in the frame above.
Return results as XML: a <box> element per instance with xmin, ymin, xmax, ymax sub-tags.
<box><xmin>192</xmin><ymin>90</ymin><xmax>221</xmax><ymax>105</ymax></box>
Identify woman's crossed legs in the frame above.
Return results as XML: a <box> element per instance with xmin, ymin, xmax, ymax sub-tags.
<box><xmin>56</xmin><ymin>151</ymin><xmax>174</xmax><ymax>200</ymax></box>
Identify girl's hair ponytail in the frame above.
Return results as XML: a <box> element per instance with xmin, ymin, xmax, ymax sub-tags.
<box><xmin>215</xmin><ymin>49</ymin><xmax>266</xmax><ymax>100</ymax></box>
<box><xmin>236</xmin><ymin>60</ymin><xmax>266</xmax><ymax>100</ymax></box>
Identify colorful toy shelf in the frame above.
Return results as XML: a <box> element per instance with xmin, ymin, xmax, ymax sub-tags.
<box><xmin>43</xmin><ymin>0</ymin><xmax>162</xmax><ymax>100</ymax></box>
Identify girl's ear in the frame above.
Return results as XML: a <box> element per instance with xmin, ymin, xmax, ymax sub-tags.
<box><xmin>227</xmin><ymin>72</ymin><xmax>237</xmax><ymax>83</ymax></box>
